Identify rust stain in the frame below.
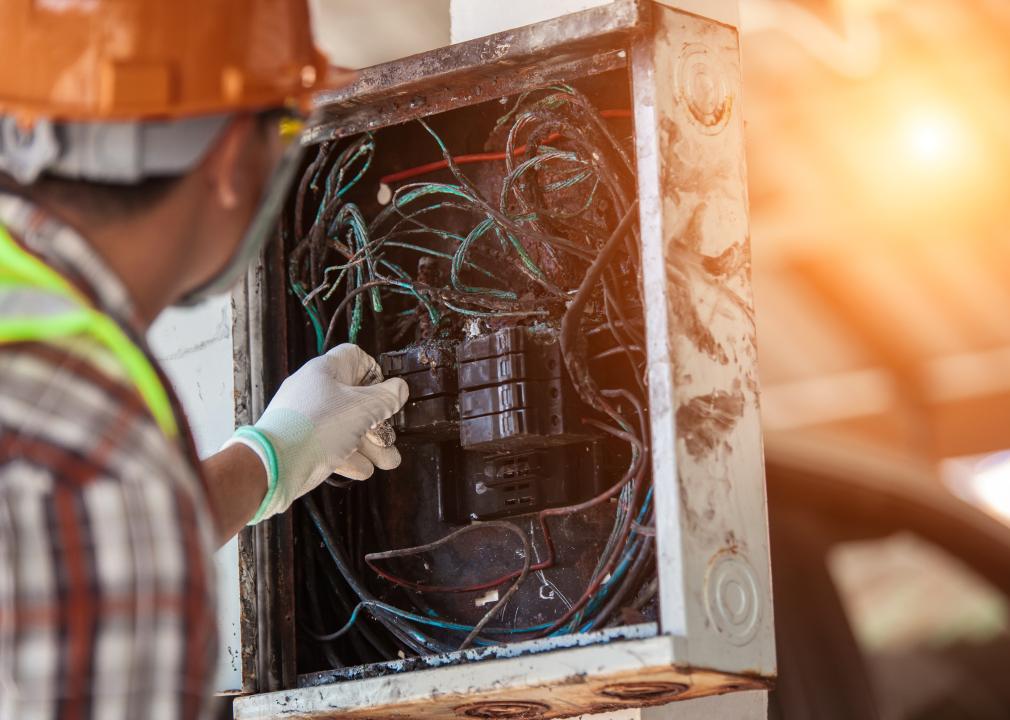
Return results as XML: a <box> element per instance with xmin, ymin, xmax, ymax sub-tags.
<box><xmin>239</xmin><ymin>666</ymin><xmax>771</xmax><ymax>719</ymax></box>
<box><xmin>658</xmin><ymin>116</ymin><xmax>733</xmax><ymax>204</ymax></box>
<box><xmin>676</xmin><ymin>390</ymin><xmax>745</xmax><ymax>460</ymax></box>
<box><xmin>666</xmin><ymin>273</ymin><xmax>728</xmax><ymax>364</ymax></box>
<box><xmin>664</xmin><ymin>203</ymin><xmax>746</xmax><ymax>364</ymax></box>
<box><xmin>700</xmin><ymin>242</ymin><xmax>748</xmax><ymax>278</ymax></box>
<box><xmin>402</xmin><ymin>671</ymin><xmax>747</xmax><ymax>718</ymax></box>
<box><xmin>597</xmin><ymin>680</ymin><xmax>688</xmax><ymax>701</ymax></box>
<box><xmin>658</xmin><ymin>117</ymin><xmax>685</xmax><ymax>204</ymax></box>
<box><xmin>455</xmin><ymin>700</ymin><xmax>550</xmax><ymax>718</ymax></box>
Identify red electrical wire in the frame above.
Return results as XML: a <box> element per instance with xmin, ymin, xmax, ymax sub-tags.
<box><xmin>364</xmin><ymin>512</ymin><xmax>554</xmax><ymax>594</ymax></box>
<box><xmin>378</xmin><ymin>109</ymin><xmax>632</xmax><ymax>186</ymax></box>
<box><xmin>365</xmin><ymin>423</ymin><xmax>644</xmax><ymax>595</ymax></box>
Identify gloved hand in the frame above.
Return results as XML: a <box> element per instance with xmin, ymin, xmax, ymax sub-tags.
<box><xmin>226</xmin><ymin>344</ymin><xmax>408</xmax><ymax>524</ymax></box>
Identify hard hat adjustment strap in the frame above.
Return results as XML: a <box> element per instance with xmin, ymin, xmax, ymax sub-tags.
<box><xmin>0</xmin><ymin>118</ymin><xmax>60</xmax><ymax>185</ymax></box>
<box><xmin>0</xmin><ymin>114</ymin><xmax>230</xmax><ymax>185</ymax></box>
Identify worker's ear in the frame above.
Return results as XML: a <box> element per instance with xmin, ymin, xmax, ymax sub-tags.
<box><xmin>206</xmin><ymin>114</ymin><xmax>257</xmax><ymax>211</ymax></box>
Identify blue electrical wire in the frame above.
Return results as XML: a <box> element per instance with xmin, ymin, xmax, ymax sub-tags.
<box><xmin>312</xmin><ymin>599</ymin><xmax>558</xmax><ymax>646</ymax></box>
<box><xmin>567</xmin><ymin>487</ymin><xmax>654</xmax><ymax>635</ymax></box>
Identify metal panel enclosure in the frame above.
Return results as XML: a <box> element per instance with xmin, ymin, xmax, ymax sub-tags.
<box><xmin>233</xmin><ymin>1</ymin><xmax>773</xmax><ymax>717</ymax></box>
<box><xmin>632</xmin><ymin>4</ymin><xmax>774</xmax><ymax>674</ymax></box>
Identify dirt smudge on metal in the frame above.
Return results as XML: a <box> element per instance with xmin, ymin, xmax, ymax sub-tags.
<box><xmin>676</xmin><ymin>390</ymin><xmax>745</xmax><ymax>460</ymax></box>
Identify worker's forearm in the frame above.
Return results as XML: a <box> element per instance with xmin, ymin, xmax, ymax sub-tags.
<box><xmin>202</xmin><ymin>444</ymin><xmax>269</xmax><ymax>548</ymax></box>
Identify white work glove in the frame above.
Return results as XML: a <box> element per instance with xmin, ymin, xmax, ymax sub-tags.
<box><xmin>226</xmin><ymin>344</ymin><xmax>408</xmax><ymax>524</ymax></box>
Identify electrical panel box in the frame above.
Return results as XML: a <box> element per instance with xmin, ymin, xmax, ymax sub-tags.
<box><xmin>232</xmin><ymin>2</ymin><xmax>774</xmax><ymax>718</ymax></box>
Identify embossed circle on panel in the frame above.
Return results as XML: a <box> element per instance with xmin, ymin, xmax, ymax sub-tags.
<box><xmin>704</xmin><ymin>551</ymin><xmax>761</xmax><ymax>645</ymax></box>
<box><xmin>456</xmin><ymin>701</ymin><xmax>550</xmax><ymax>719</ymax></box>
<box><xmin>676</xmin><ymin>43</ymin><xmax>733</xmax><ymax>134</ymax></box>
<box><xmin>598</xmin><ymin>681</ymin><xmax>689</xmax><ymax>701</ymax></box>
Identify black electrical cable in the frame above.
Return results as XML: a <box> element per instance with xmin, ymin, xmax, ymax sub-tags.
<box><xmin>588</xmin><ymin>539</ymin><xmax>655</xmax><ymax>631</ymax></box>
<box><xmin>559</xmin><ymin>201</ymin><xmax>639</xmax><ymax>418</ymax></box>
<box><xmin>300</xmin><ymin>520</ymin><xmax>346</xmax><ymax>667</ymax></box>
<box><xmin>309</xmin><ymin>499</ymin><xmax>397</xmax><ymax>659</ymax></box>
<box><xmin>304</xmin><ymin>495</ymin><xmax>450</xmax><ymax>655</ymax></box>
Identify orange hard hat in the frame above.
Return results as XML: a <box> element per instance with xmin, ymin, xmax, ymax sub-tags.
<box><xmin>0</xmin><ymin>0</ymin><xmax>332</xmax><ymax>123</ymax></box>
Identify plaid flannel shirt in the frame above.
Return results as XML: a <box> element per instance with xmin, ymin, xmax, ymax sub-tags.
<box><xmin>0</xmin><ymin>195</ymin><xmax>219</xmax><ymax>719</ymax></box>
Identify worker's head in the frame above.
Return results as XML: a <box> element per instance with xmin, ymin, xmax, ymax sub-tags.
<box><xmin>0</xmin><ymin>0</ymin><xmax>352</xmax><ymax>313</ymax></box>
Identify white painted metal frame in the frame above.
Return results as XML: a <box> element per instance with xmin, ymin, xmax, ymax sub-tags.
<box><xmin>234</xmin><ymin>635</ymin><xmax>765</xmax><ymax>719</ymax></box>
<box><xmin>632</xmin><ymin>3</ymin><xmax>775</xmax><ymax>675</ymax></box>
<box><xmin>233</xmin><ymin>1</ymin><xmax>773</xmax><ymax>717</ymax></box>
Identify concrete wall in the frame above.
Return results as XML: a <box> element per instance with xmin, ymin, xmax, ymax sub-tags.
<box><xmin>449</xmin><ymin>0</ymin><xmax>739</xmax><ymax>42</ymax></box>
<box><xmin>149</xmin><ymin>297</ymin><xmax>242</xmax><ymax>691</ymax></box>
<box><xmin>311</xmin><ymin>0</ymin><xmax>450</xmax><ymax>68</ymax></box>
<box><xmin>449</xmin><ymin>0</ymin><xmax>610</xmax><ymax>42</ymax></box>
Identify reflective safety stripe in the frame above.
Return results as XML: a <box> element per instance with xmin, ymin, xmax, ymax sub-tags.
<box><xmin>0</xmin><ymin>223</ymin><xmax>178</xmax><ymax>438</ymax></box>
<box><xmin>0</xmin><ymin>286</ymin><xmax>80</xmax><ymax>315</ymax></box>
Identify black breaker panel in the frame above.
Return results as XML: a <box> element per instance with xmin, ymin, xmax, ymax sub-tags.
<box><xmin>380</xmin><ymin>327</ymin><xmax>613</xmax><ymax>522</ymax></box>
<box><xmin>275</xmin><ymin>61</ymin><xmax>657</xmax><ymax>675</ymax></box>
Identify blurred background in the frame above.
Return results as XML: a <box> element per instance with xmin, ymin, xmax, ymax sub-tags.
<box><xmin>739</xmin><ymin>2</ymin><xmax>1010</xmax><ymax>715</ymax></box>
<box><xmin>743</xmin><ymin>0</ymin><xmax>1010</xmax><ymax>484</ymax></box>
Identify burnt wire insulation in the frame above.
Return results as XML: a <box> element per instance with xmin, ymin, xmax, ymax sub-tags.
<box><xmin>289</xmin><ymin>85</ymin><xmax>655</xmax><ymax>661</ymax></box>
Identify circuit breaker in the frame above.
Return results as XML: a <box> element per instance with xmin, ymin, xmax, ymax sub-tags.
<box><xmin>381</xmin><ymin>327</ymin><xmax>613</xmax><ymax>523</ymax></box>
<box><xmin>232</xmin><ymin>2</ymin><xmax>774</xmax><ymax>718</ymax></box>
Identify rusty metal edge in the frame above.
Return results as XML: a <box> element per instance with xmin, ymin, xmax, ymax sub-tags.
<box><xmin>297</xmin><ymin>623</ymin><xmax>659</xmax><ymax>687</ymax></box>
<box><xmin>233</xmin><ymin>229</ymin><xmax>300</xmax><ymax>693</ymax></box>
<box><xmin>306</xmin><ymin>49</ymin><xmax>630</xmax><ymax>144</ymax></box>
<box><xmin>261</xmin><ymin>223</ymin><xmax>299</xmax><ymax>691</ymax></box>
<box><xmin>233</xmin><ymin>634</ymin><xmax>771</xmax><ymax>719</ymax></box>
<box><xmin>232</xmin><ymin>260</ymin><xmax>261</xmax><ymax>693</ymax></box>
